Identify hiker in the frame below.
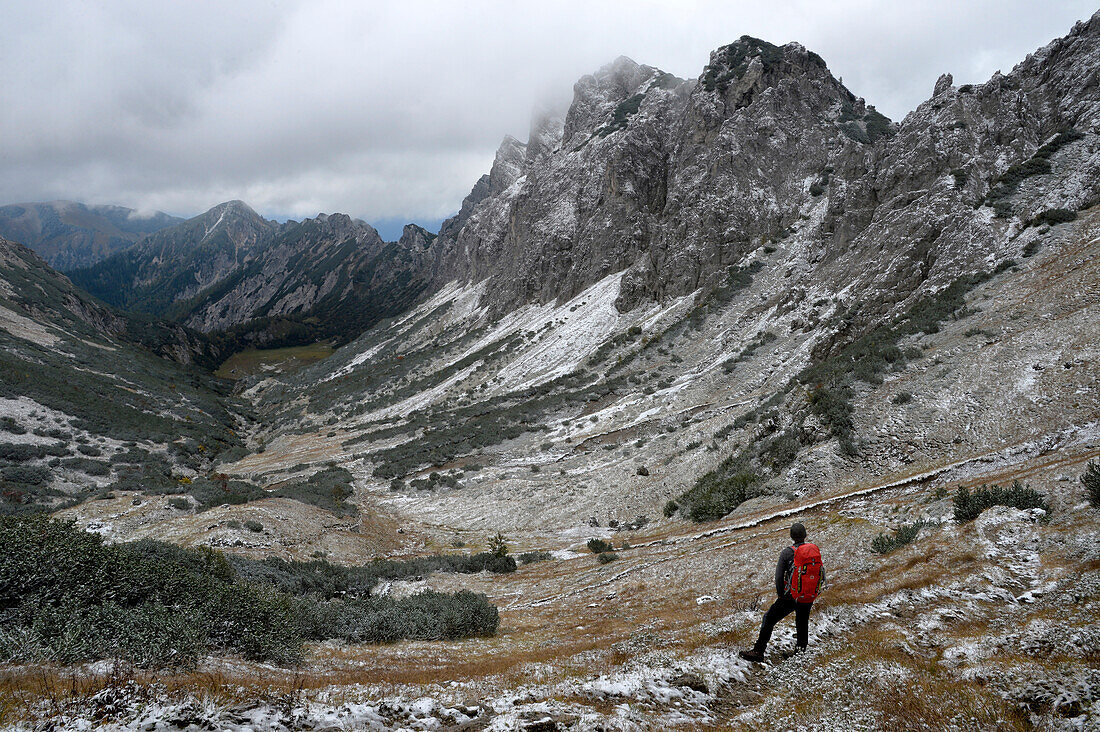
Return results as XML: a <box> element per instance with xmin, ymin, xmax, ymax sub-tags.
<box><xmin>739</xmin><ymin>522</ymin><xmax>824</xmax><ymax>663</ymax></box>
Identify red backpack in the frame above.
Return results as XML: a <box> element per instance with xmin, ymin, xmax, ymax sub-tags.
<box><xmin>787</xmin><ymin>542</ymin><xmax>823</xmax><ymax>602</ymax></box>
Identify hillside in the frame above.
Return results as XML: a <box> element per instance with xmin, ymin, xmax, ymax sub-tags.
<box><xmin>2</xmin><ymin>12</ymin><xmax>1099</xmax><ymax>732</ymax></box>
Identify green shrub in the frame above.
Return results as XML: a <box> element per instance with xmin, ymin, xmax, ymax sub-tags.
<box><xmin>230</xmin><ymin>550</ymin><xmax>515</xmax><ymax>598</ymax></box>
<box><xmin>297</xmin><ymin>590</ymin><xmax>498</xmax><ymax>643</ymax></box>
<box><xmin>488</xmin><ymin>532</ymin><xmax>508</xmax><ymax>558</ymax></box>
<box><xmin>60</xmin><ymin>457</ymin><xmax>111</xmax><ymax>476</ymax></box>
<box><xmin>680</xmin><ymin>467</ymin><xmax>762</xmax><ymax>523</ymax></box>
<box><xmin>167</xmin><ymin>497</ymin><xmax>190</xmax><ymax>510</ymax></box>
<box><xmin>0</xmin><ymin>516</ymin><xmax>299</xmax><ymax>667</ymax></box>
<box><xmin>244</xmin><ymin>520</ymin><xmax>264</xmax><ymax>532</ymax></box>
<box><xmin>0</xmin><ymin>417</ymin><xmax>26</xmax><ymax>435</ymax></box>
<box><xmin>517</xmin><ymin>550</ymin><xmax>552</xmax><ymax>565</ymax></box>
<box><xmin>0</xmin><ymin>516</ymin><xmax>503</xmax><ymax>668</ymax></box>
<box><xmin>587</xmin><ymin>538</ymin><xmax>613</xmax><ymax>554</ymax></box>
<box><xmin>663</xmin><ymin>500</ymin><xmax>679</xmax><ymax>518</ymax></box>
<box><xmin>892</xmin><ymin>392</ymin><xmax>913</xmax><ymax>405</ymax></box>
<box><xmin>1082</xmin><ymin>461</ymin><xmax>1100</xmax><ymax>507</ymax></box>
<box><xmin>1030</xmin><ymin>208</ymin><xmax>1077</xmax><ymax>227</ymax></box>
<box><xmin>871</xmin><ymin>520</ymin><xmax>928</xmax><ymax>554</ymax></box>
<box><xmin>271</xmin><ymin>466</ymin><xmax>357</xmax><ymax>516</ymax></box>
<box><xmin>953</xmin><ymin>481</ymin><xmax>1048</xmax><ymax>522</ymax></box>
<box><xmin>597</xmin><ymin>552</ymin><xmax>619</xmax><ymax>564</ymax></box>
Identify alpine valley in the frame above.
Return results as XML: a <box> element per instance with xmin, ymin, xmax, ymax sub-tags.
<box><xmin>2</xmin><ymin>14</ymin><xmax>1100</xmax><ymax>731</ymax></box>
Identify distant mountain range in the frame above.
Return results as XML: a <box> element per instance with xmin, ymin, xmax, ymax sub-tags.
<box><xmin>65</xmin><ymin>201</ymin><xmax>436</xmax><ymax>351</ymax></box>
<box><xmin>0</xmin><ymin>200</ymin><xmax>182</xmax><ymax>271</ymax></box>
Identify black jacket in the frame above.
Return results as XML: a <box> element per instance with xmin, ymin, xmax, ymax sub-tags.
<box><xmin>774</xmin><ymin>541</ymin><xmax>825</xmax><ymax>599</ymax></box>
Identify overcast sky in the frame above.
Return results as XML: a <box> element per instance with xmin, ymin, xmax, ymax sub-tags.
<box><xmin>2</xmin><ymin>1</ymin><xmax>1095</xmax><ymax>237</ymax></box>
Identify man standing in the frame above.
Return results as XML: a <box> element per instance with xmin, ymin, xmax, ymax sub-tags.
<box><xmin>739</xmin><ymin>522</ymin><xmax>823</xmax><ymax>662</ymax></box>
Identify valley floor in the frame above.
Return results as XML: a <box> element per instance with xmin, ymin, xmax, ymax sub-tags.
<box><xmin>5</xmin><ymin>443</ymin><xmax>1098</xmax><ymax>731</ymax></box>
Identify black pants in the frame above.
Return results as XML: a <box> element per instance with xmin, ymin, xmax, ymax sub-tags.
<box><xmin>753</xmin><ymin>594</ymin><xmax>812</xmax><ymax>654</ymax></box>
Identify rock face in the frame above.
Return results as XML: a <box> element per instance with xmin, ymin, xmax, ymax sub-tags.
<box><xmin>426</xmin><ymin>18</ymin><xmax>1100</xmax><ymax>322</ymax></box>
<box><xmin>0</xmin><ymin>201</ymin><xmax>182</xmax><ymax>271</ymax></box>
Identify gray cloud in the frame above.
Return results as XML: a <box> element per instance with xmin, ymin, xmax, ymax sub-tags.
<box><xmin>2</xmin><ymin>0</ymin><xmax>1095</xmax><ymax>226</ymax></box>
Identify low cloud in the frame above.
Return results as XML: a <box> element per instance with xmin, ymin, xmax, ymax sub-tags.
<box><xmin>1</xmin><ymin>0</ymin><xmax>1094</xmax><ymax>225</ymax></box>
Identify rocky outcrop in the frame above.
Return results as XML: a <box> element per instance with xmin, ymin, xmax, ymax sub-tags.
<box><xmin>426</xmin><ymin>17</ymin><xmax>1100</xmax><ymax>324</ymax></box>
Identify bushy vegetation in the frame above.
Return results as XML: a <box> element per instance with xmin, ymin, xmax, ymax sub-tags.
<box><xmin>587</xmin><ymin>538</ymin><xmax>613</xmax><ymax>554</ymax></box>
<box><xmin>230</xmin><ymin>549</ymin><xmax>515</xmax><ymax>598</ymax></box>
<box><xmin>597</xmin><ymin>93</ymin><xmax>645</xmax><ymax>137</ymax></box>
<box><xmin>797</xmin><ymin>269</ymin><xmax>1001</xmax><ymax>455</ymax></box>
<box><xmin>838</xmin><ymin>103</ymin><xmax>896</xmax><ymax>144</ymax></box>
<box><xmin>0</xmin><ymin>516</ymin><xmax>299</xmax><ymax>667</ymax></box>
<box><xmin>1081</xmin><ymin>461</ymin><xmax>1100</xmax><ymax>507</ymax></box>
<box><xmin>983</xmin><ymin>129</ymin><xmax>1083</xmax><ymax>215</ymax></box>
<box><xmin>702</xmin><ymin>36</ymin><xmax>785</xmax><ymax>93</ymax></box>
<box><xmin>871</xmin><ymin>520</ymin><xmax>928</xmax><ymax>554</ymax></box>
<box><xmin>675</xmin><ymin>453</ymin><xmax>762</xmax><ymax>522</ymax></box>
<box><xmin>517</xmin><ymin>549</ymin><xmax>552</xmax><ymax>565</ymax></box>
<box><xmin>597</xmin><ymin>552</ymin><xmax>619</xmax><ymax>564</ymax></box>
<box><xmin>722</xmin><ymin>331</ymin><xmax>777</xmax><ymax>373</ymax></box>
<box><xmin>0</xmin><ymin>516</ymin><xmax>501</xmax><ymax>669</ymax></box>
<box><xmin>270</xmin><ymin>466</ymin><xmax>357</xmax><ymax>516</ymax></box>
<box><xmin>1028</xmin><ymin>208</ymin><xmax>1077</xmax><ymax>227</ymax></box>
<box><xmin>953</xmin><ymin>481</ymin><xmax>1049</xmax><ymax>522</ymax></box>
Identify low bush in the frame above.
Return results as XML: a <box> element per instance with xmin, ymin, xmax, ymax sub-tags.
<box><xmin>0</xmin><ymin>516</ymin><xmax>502</xmax><ymax>669</ymax></box>
<box><xmin>587</xmin><ymin>538</ymin><xmax>613</xmax><ymax>554</ymax></box>
<box><xmin>871</xmin><ymin>520</ymin><xmax>928</xmax><ymax>554</ymax></box>
<box><xmin>0</xmin><ymin>516</ymin><xmax>300</xmax><ymax>667</ymax></box>
<box><xmin>517</xmin><ymin>550</ymin><xmax>552</xmax><ymax>565</ymax></box>
<box><xmin>892</xmin><ymin>392</ymin><xmax>913</xmax><ymax>405</ymax></box>
<box><xmin>953</xmin><ymin>481</ymin><xmax>1048</xmax><ymax>522</ymax></box>
<box><xmin>1030</xmin><ymin>208</ymin><xmax>1077</xmax><ymax>227</ymax></box>
<box><xmin>230</xmin><ymin>550</ymin><xmax>515</xmax><ymax>598</ymax></box>
<box><xmin>1082</xmin><ymin>460</ymin><xmax>1100</xmax><ymax>507</ymax></box>
<box><xmin>296</xmin><ymin>590</ymin><xmax>498</xmax><ymax>643</ymax></box>
<box><xmin>597</xmin><ymin>552</ymin><xmax>619</xmax><ymax>564</ymax></box>
<box><xmin>0</xmin><ymin>417</ymin><xmax>26</xmax><ymax>435</ymax></box>
<box><xmin>60</xmin><ymin>456</ymin><xmax>112</xmax><ymax>476</ymax></box>
<box><xmin>270</xmin><ymin>466</ymin><xmax>357</xmax><ymax>516</ymax></box>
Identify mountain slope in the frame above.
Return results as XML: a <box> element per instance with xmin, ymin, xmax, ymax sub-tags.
<box><xmin>69</xmin><ymin>204</ymin><xmax>436</xmax><ymax>351</ymax></box>
<box><xmin>182</xmin><ymin>215</ymin><xmax>434</xmax><ymax>349</ymax></box>
<box><xmin>0</xmin><ymin>200</ymin><xmax>182</xmax><ymax>271</ymax></box>
<box><xmin>69</xmin><ymin>200</ymin><xmax>277</xmax><ymax>318</ymax></box>
<box><xmin>0</xmin><ymin>236</ymin><xmax>244</xmax><ymax>514</ymax></box>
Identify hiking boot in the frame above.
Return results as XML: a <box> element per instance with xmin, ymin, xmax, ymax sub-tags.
<box><xmin>739</xmin><ymin>649</ymin><xmax>765</xmax><ymax>663</ymax></box>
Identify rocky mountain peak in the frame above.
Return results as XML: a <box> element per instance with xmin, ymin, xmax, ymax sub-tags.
<box><xmin>562</xmin><ymin>56</ymin><xmax>665</xmax><ymax>146</ymax></box>
<box><xmin>933</xmin><ymin>72</ymin><xmax>954</xmax><ymax>97</ymax></box>
<box><xmin>398</xmin><ymin>224</ymin><xmax>437</xmax><ymax>250</ymax></box>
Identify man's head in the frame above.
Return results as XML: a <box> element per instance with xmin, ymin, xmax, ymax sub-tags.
<box><xmin>790</xmin><ymin>523</ymin><xmax>807</xmax><ymax>543</ymax></box>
